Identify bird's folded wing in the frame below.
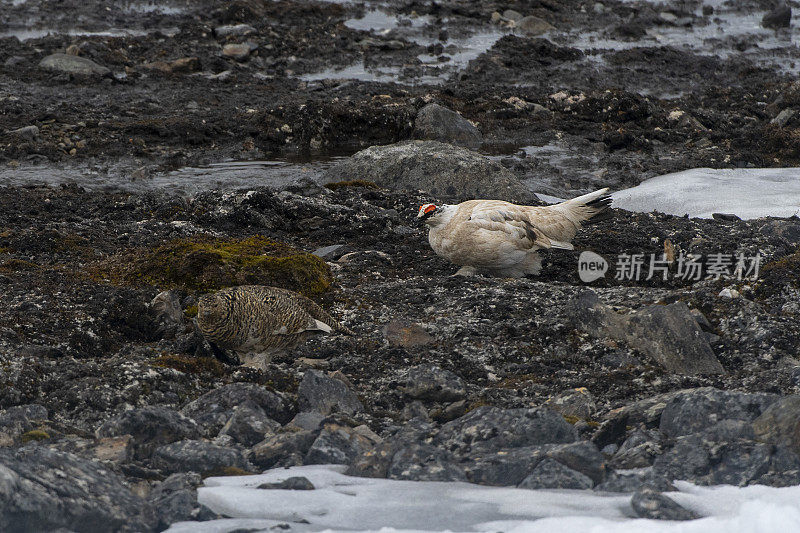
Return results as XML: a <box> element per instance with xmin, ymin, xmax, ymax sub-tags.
<box><xmin>468</xmin><ymin>211</ymin><xmax>574</xmax><ymax>250</ymax></box>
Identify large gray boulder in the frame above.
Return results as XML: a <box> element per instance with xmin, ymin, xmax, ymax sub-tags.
<box><xmin>181</xmin><ymin>383</ymin><xmax>290</xmax><ymax>436</ymax></box>
<box><xmin>753</xmin><ymin>395</ymin><xmax>800</xmax><ymax>453</ymax></box>
<box><xmin>413</xmin><ymin>103</ymin><xmax>482</xmax><ymax>149</ymax></box>
<box><xmin>322</xmin><ymin>140</ymin><xmax>535</xmax><ymax>203</ymax></box>
<box><xmin>660</xmin><ymin>388</ymin><xmax>778</xmax><ymax>438</ymax></box>
<box><xmin>0</xmin><ymin>447</ymin><xmax>156</xmax><ymax>532</ymax></box>
<box><xmin>297</xmin><ymin>370</ymin><xmax>363</xmax><ymax>416</ymax></box>
<box><xmin>39</xmin><ymin>53</ymin><xmax>111</xmax><ymax>78</ymax></box>
<box><xmin>96</xmin><ymin>406</ymin><xmax>200</xmax><ymax>460</ymax></box>
<box><xmin>568</xmin><ymin>292</ymin><xmax>724</xmax><ymax>375</ymax></box>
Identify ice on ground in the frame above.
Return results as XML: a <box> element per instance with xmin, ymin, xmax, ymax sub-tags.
<box><xmin>165</xmin><ymin>464</ymin><xmax>800</xmax><ymax>533</ymax></box>
<box><xmin>611</xmin><ymin>167</ymin><xmax>800</xmax><ymax>219</ymax></box>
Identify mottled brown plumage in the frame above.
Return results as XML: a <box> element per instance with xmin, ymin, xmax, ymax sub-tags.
<box><xmin>418</xmin><ymin>189</ymin><xmax>611</xmax><ymax>277</ymax></box>
<box><xmin>197</xmin><ymin>285</ymin><xmax>353</xmax><ymax>369</ymax></box>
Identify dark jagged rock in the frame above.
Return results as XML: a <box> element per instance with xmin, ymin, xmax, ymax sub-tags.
<box><xmin>248</xmin><ymin>430</ymin><xmax>318</xmax><ymax>470</ymax></box>
<box><xmin>148</xmin><ymin>472</ymin><xmax>217</xmax><ymax>529</ymax></box>
<box><xmin>0</xmin><ymin>446</ymin><xmax>156</xmax><ymax>532</ymax></box>
<box><xmin>659</xmin><ymin>388</ymin><xmax>778</xmax><ymax>438</ymax></box>
<box><xmin>297</xmin><ymin>370</ymin><xmax>363</xmax><ymax>416</ymax></box>
<box><xmin>181</xmin><ymin>383</ymin><xmax>290</xmax><ymax>436</ymax></box>
<box><xmin>218</xmin><ymin>403</ymin><xmax>281</xmax><ymax>447</ymax></box>
<box><xmin>762</xmin><ymin>4</ymin><xmax>791</xmax><ymax>29</ymax></box>
<box><xmin>436</xmin><ymin>406</ymin><xmax>578</xmax><ymax>454</ymax></box>
<box><xmin>305</xmin><ymin>424</ymin><xmax>379</xmax><ymax>465</ymax></box>
<box><xmin>753</xmin><ymin>396</ymin><xmax>800</xmax><ymax>453</ymax></box>
<box><xmin>96</xmin><ymin>406</ymin><xmax>200</xmax><ymax>460</ymax></box>
<box><xmin>404</xmin><ymin>364</ymin><xmax>466</xmax><ymax>402</ymax></box>
<box><xmin>413</xmin><ymin>103</ymin><xmax>482</xmax><ymax>149</ymax></box>
<box><xmin>258</xmin><ymin>476</ymin><xmax>315</xmax><ymax>490</ymax></box>
<box><xmin>631</xmin><ymin>488</ymin><xmax>697</xmax><ymax>520</ymax></box>
<box><xmin>569</xmin><ymin>294</ymin><xmax>724</xmax><ymax>375</ymax></box>
<box><xmin>151</xmin><ymin>439</ymin><xmax>249</xmax><ymax>475</ymax></box>
<box><xmin>518</xmin><ymin>458</ymin><xmax>593</xmax><ymax>489</ymax></box>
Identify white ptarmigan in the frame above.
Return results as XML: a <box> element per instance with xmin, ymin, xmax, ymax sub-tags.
<box><xmin>417</xmin><ymin>189</ymin><xmax>612</xmax><ymax>277</ymax></box>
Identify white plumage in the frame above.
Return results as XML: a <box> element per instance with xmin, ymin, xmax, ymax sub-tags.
<box><xmin>417</xmin><ymin>189</ymin><xmax>612</xmax><ymax>277</ymax></box>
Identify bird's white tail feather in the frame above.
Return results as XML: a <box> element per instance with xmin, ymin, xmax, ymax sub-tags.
<box><xmin>563</xmin><ymin>187</ymin><xmax>610</xmax><ymax>206</ymax></box>
<box><xmin>554</xmin><ymin>187</ymin><xmax>612</xmax><ymax>225</ymax></box>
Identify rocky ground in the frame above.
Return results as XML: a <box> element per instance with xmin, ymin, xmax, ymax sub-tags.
<box><xmin>1</xmin><ymin>0</ymin><xmax>800</xmax><ymax>532</ymax></box>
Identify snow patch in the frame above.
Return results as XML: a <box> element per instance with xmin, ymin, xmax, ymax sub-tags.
<box><xmin>165</xmin><ymin>465</ymin><xmax>800</xmax><ymax>533</ymax></box>
<box><xmin>612</xmin><ymin>168</ymin><xmax>800</xmax><ymax>219</ymax></box>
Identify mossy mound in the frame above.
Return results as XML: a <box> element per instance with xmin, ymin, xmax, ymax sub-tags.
<box><xmin>92</xmin><ymin>235</ymin><xmax>332</xmax><ymax>296</ymax></box>
<box><xmin>756</xmin><ymin>247</ymin><xmax>800</xmax><ymax>298</ymax></box>
<box><xmin>21</xmin><ymin>429</ymin><xmax>50</xmax><ymax>443</ymax></box>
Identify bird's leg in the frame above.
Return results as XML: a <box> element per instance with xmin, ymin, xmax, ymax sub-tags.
<box><xmin>452</xmin><ymin>265</ymin><xmax>478</xmax><ymax>277</ymax></box>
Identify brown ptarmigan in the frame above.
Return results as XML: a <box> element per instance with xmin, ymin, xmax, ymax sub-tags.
<box><xmin>417</xmin><ymin>188</ymin><xmax>612</xmax><ymax>277</ymax></box>
<box><xmin>196</xmin><ymin>285</ymin><xmax>353</xmax><ymax>369</ymax></box>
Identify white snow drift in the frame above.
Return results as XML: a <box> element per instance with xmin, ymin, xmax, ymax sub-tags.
<box><xmin>165</xmin><ymin>464</ymin><xmax>800</xmax><ymax>533</ymax></box>
<box><xmin>610</xmin><ymin>167</ymin><xmax>800</xmax><ymax>219</ymax></box>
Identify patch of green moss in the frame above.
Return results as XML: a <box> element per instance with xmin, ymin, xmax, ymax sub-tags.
<box><xmin>184</xmin><ymin>305</ymin><xmax>198</xmax><ymax>318</ymax></box>
<box><xmin>0</xmin><ymin>259</ymin><xmax>40</xmax><ymax>272</ymax></box>
<box><xmin>202</xmin><ymin>466</ymin><xmax>255</xmax><ymax>478</ymax></box>
<box><xmin>152</xmin><ymin>354</ymin><xmax>226</xmax><ymax>377</ymax></box>
<box><xmin>756</xmin><ymin>247</ymin><xmax>800</xmax><ymax>298</ymax></box>
<box><xmin>21</xmin><ymin>429</ymin><xmax>50</xmax><ymax>443</ymax></box>
<box><xmin>91</xmin><ymin>235</ymin><xmax>332</xmax><ymax>296</ymax></box>
<box><xmin>324</xmin><ymin>179</ymin><xmax>380</xmax><ymax>191</ymax></box>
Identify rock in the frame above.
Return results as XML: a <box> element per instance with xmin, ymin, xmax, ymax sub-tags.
<box><xmin>518</xmin><ymin>457</ymin><xmax>593</xmax><ymax>489</ymax></box>
<box><xmin>383</xmin><ymin>320</ymin><xmax>435</xmax><ymax>348</ymax></box>
<box><xmin>762</xmin><ymin>3</ymin><xmax>791</xmax><ymax>29</ymax></box>
<box><xmin>96</xmin><ymin>406</ymin><xmax>200</xmax><ymax>460</ymax></box>
<box><xmin>547</xmin><ymin>441</ymin><xmax>606</xmax><ymax>484</ymax></box>
<box><xmin>222</xmin><ymin>42</ymin><xmax>258</xmax><ymax>61</ymax></box>
<box><xmin>258</xmin><ymin>476</ymin><xmax>315</xmax><ymax>490</ymax></box>
<box><xmin>595</xmin><ymin>468</ymin><xmax>674</xmax><ymax>493</ymax></box>
<box><xmin>8</xmin><ymin>126</ymin><xmax>39</xmax><ymax>141</ymax></box>
<box><xmin>631</xmin><ymin>488</ymin><xmax>698</xmax><ymax>520</ymax></box>
<box><xmin>502</xmin><ymin>9</ymin><xmax>524</xmax><ymax>21</ymax></box>
<box><xmin>322</xmin><ymin>140</ymin><xmax>535</xmax><ymax>203</ymax></box>
<box><xmin>218</xmin><ymin>403</ymin><xmax>281</xmax><ymax>447</ymax></box>
<box><xmin>148</xmin><ymin>472</ymin><xmax>216</xmax><ymax>528</ymax></box>
<box><xmin>39</xmin><ymin>53</ymin><xmax>111</xmax><ymax>78</ymax></box>
<box><xmin>0</xmin><ymin>447</ymin><xmax>156</xmax><ymax>532</ymax></box>
<box><xmin>404</xmin><ymin>364</ymin><xmax>466</xmax><ymax>402</ymax></box>
<box><xmin>248</xmin><ymin>429</ymin><xmax>317</xmax><ymax>469</ymax></box>
<box><xmin>609</xmin><ymin>429</ymin><xmax>662</xmax><ymax>469</ymax></box>
<box><xmin>214</xmin><ymin>24</ymin><xmax>256</xmax><ymax>37</ymax></box>
<box><xmin>387</xmin><ymin>443</ymin><xmax>466</xmax><ymax>481</ymax></box>
<box><xmin>436</xmin><ymin>406</ymin><xmax>577</xmax><ymax>454</ymax></box>
<box><xmin>545</xmin><ymin>388</ymin><xmax>597</xmax><ymax>419</ymax></box>
<box><xmin>659</xmin><ymin>388</ymin><xmax>778</xmax><ymax>439</ymax></box>
<box><xmin>312</xmin><ymin>244</ymin><xmax>351</xmax><ymax>260</ymax></box>
<box><xmin>771</xmin><ymin>108</ymin><xmax>796</xmax><ymax>126</ymax></box>
<box><xmin>288</xmin><ymin>411</ymin><xmax>326</xmax><ymax>432</ymax></box>
<box><xmin>152</xmin><ymin>439</ymin><xmax>248</xmax><ymax>475</ymax></box>
<box><xmin>753</xmin><ymin>395</ymin><xmax>800</xmax><ymax>453</ymax></box>
<box><xmin>515</xmin><ymin>16</ymin><xmax>556</xmax><ymax>35</ymax></box>
<box><xmin>413</xmin><ymin>103</ymin><xmax>482</xmax><ymax>149</ymax></box>
<box><xmin>467</xmin><ymin>446</ymin><xmax>547</xmax><ymax>485</ymax></box>
<box><xmin>568</xmin><ymin>292</ymin><xmax>724</xmax><ymax>375</ymax></box>
<box><xmin>297</xmin><ymin>369</ymin><xmax>363</xmax><ymax>416</ymax></box>
<box><xmin>181</xmin><ymin>383</ymin><xmax>290</xmax><ymax>436</ymax></box>
<box><xmin>305</xmin><ymin>423</ymin><xmax>378</xmax><ymax>465</ymax></box>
